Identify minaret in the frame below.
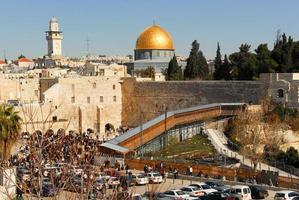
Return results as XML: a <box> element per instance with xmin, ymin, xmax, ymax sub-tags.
<box><xmin>46</xmin><ymin>17</ymin><xmax>63</xmax><ymax>57</ymax></box>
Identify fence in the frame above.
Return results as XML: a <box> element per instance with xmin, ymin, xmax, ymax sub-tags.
<box><xmin>125</xmin><ymin>158</ymin><xmax>299</xmax><ymax>189</ymax></box>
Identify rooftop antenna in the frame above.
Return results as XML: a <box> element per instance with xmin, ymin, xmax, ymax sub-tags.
<box><xmin>86</xmin><ymin>37</ymin><xmax>90</xmax><ymax>57</ymax></box>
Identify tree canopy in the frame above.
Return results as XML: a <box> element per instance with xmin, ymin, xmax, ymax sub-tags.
<box><xmin>166</xmin><ymin>55</ymin><xmax>183</xmax><ymax>80</ymax></box>
<box><xmin>206</xmin><ymin>31</ymin><xmax>299</xmax><ymax>80</ymax></box>
<box><xmin>184</xmin><ymin>40</ymin><xmax>209</xmax><ymax>80</ymax></box>
<box><xmin>0</xmin><ymin>105</ymin><xmax>22</xmax><ymax>160</ymax></box>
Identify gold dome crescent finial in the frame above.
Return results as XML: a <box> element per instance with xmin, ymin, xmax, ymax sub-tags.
<box><xmin>135</xmin><ymin>24</ymin><xmax>174</xmax><ymax>50</ymax></box>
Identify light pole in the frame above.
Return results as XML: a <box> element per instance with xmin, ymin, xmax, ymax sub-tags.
<box><xmin>164</xmin><ymin>105</ymin><xmax>168</xmax><ymax>149</ymax></box>
<box><xmin>140</xmin><ymin>110</ymin><xmax>144</xmax><ymax>158</ymax></box>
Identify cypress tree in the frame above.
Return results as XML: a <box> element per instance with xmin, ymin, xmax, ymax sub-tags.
<box><xmin>184</xmin><ymin>40</ymin><xmax>209</xmax><ymax>80</ymax></box>
<box><xmin>167</xmin><ymin>55</ymin><xmax>183</xmax><ymax>80</ymax></box>
<box><xmin>222</xmin><ymin>55</ymin><xmax>232</xmax><ymax>80</ymax></box>
<box><xmin>213</xmin><ymin>42</ymin><xmax>223</xmax><ymax>80</ymax></box>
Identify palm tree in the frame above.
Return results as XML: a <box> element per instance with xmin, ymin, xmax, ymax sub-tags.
<box><xmin>0</xmin><ymin>105</ymin><xmax>22</xmax><ymax>160</ymax></box>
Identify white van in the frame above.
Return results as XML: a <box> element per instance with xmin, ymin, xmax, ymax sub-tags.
<box><xmin>230</xmin><ymin>185</ymin><xmax>251</xmax><ymax>200</ymax></box>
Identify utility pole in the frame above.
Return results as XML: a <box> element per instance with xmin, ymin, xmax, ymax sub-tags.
<box><xmin>164</xmin><ymin>106</ymin><xmax>168</xmax><ymax>149</ymax></box>
<box><xmin>86</xmin><ymin>37</ymin><xmax>90</xmax><ymax>57</ymax></box>
<box><xmin>140</xmin><ymin>110</ymin><xmax>144</xmax><ymax>158</ymax></box>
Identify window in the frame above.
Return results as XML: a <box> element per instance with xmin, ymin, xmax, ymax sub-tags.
<box><xmin>277</xmin><ymin>89</ymin><xmax>284</xmax><ymax>98</ymax></box>
<box><xmin>93</xmin><ymin>82</ymin><xmax>96</xmax><ymax>88</ymax></box>
<box><xmin>99</xmin><ymin>69</ymin><xmax>105</xmax><ymax>76</ymax></box>
<box><xmin>100</xmin><ymin>96</ymin><xmax>103</xmax><ymax>103</ymax></box>
<box><xmin>113</xmin><ymin>85</ymin><xmax>116</xmax><ymax>90</ymax></box>
<box><xmin>113</xmin><ymin>96</ymin><xmax>116</xmax><ymax>102</ymax></box>
<box><xmin>72</xmin><ymin>84</ymin><xmax>75</xmax><ymax>91</ymax></box>
<box><xmin>87</xmin><ymin>96</ymin><xmax>90</xmax><ymax>104</ymax></box>
<box><xmin>52</xmin><ymin>116</ymin><xmax>57</xmax><ymax>122</ymax></box>
<box><xmin>71</xmin><ymin>96</ymin><xmax>75</xmax><ymax>103</ymax></box>
<box><xmin>34</xmin><ymin>90</ymin><xmax>39</xmax><ymax>96</ymax></box>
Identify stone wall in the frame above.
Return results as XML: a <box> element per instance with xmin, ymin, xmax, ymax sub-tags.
<box><xmin>121</xmin><ymin>78</ymin><xmax>267</xmax><ymax>127</ymax></box>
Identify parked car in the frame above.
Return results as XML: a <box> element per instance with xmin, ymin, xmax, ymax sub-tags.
<box><xmin>163</xmin><ymin>189</ymin><xmax>197</xmax><ymax>200</ymax></box>
<box><xmin>107</xmin><ymin>177</ymin><xmax>120</xmax><ymax>188</ymax></box>
<box><xmin>132</xmin><ymin>174</ymin><xmax>149</xmax><ymax>185</ymax></box>
<box><xmin>249</xmin><ymin>186</ymin><xmax>268</xmax><ymax>199</ymax></box>
<box><xmin>189</xmin><ymin>182</ymin><xmax>218</xmax><ymax>194</ymax></box>
<box><xmin>274</xmin><ymin>191</ymin><xmax>299</xmax><ymax>200</ymax></box>
<box><xmin>215</xmin><ymin>186</ymin><xmax>231</xmax><ymax>193</ymax></box>
<box><xmin>205</xmin><ymin>181</ymin><xmax>224</xmax><ymax>188</ymax></box>
<box><xmin>229</xmin><ymin>185</ymin><xmax>251</xmax><ymax>200</ymax></box>
<box><xmin>206</xmin><ymin>191</ymin><xmax>232</xmax><ymax>200</ymax></box>
<box><xmin>143</xmin><ymin>192</ymin><xmax>168</xmax><ymax>200</ymax></box>
<box><xmin>147</xmin><ymin>172</ymin><xmax>163</xmax><ymax>184</ymax></box>
<box><xmin>180</xmin><ymin>186</ymin><xmax>206</xmax><ymax>197</ymax></box>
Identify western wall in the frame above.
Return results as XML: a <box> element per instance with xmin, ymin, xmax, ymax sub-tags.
<box><xmin>121</xmin><ymin>78</ymin><xmax>268</xmax><ymax>127</ymax></box>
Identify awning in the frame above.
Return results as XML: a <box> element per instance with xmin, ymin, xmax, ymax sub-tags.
<box><xmin>100</xmin><ymin>142</ymin><xmax>130</xmax><ymax>154</ymax></box>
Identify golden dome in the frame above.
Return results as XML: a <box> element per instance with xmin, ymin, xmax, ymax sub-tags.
<box><xmin>135</xmin><ymin>24</ymin><xmax>174</xmax><ymax>50</ymax></box>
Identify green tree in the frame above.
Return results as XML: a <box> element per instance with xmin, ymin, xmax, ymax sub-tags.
<box><xmin>141</xmin><ymin>66</ymin><xmax>155</xmax><ymax>79</ymax></box>
<box><xmin>167</xmin><ymin>55</ymin><xmax>183</xmax><ymax>80</ymax></box>
<box><xmin>222</xmin><ymin>55</ymin><xmax>232</xmax><ymax>80</ymax></box>
<box><xmin>213</xmin><ymin>42</ymin><xmax>223</xmax><ymax>80</ymax></box>
<box><xmin>0</xmin><ymin>105</ymin><xmax>22</xmax><ymax>160</ymax></box>
<box><xmin>229</xmin><ymin>43</ymin><xmax>257</xmax><ymax>80</ymax></box>
<box><xmin>292</xmin><ymin>41</ymin><xmax>299</xmax><ymax>72</ymax></box>
<box><xmin>255</xmin><ymin>44</ymin><xmax>278</xmax><ymax>74</ymax></box>
<box><xmin>271</xmin><ymin>33</ymin><xmax>294</xmax><ymax>72</ymax></box>
<box><xmin>184</xmin><ymin>40</ymin><xmax>209</xmax><ymax>80</ymax></box>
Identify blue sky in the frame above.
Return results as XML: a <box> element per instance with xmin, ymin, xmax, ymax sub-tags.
<box><xmin>0</xmin><ymin>0</ymin><xmax>299</xmax><ymax>60</ymax></box>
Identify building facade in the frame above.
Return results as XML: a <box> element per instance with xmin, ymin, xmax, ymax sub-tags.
<box><xmin>46</xmin><ymin>17</ymin><xmax>63</xmax><ymax>57</ymax></box>
<box><xmin>260</xmin><ymin>73</ymin><xmax>299</xmax><ymax>108</ymax></box>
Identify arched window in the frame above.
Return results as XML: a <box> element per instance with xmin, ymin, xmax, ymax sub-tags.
<box><xmin>277</xmin><ymin>89</ymin><xmax>284</xmax><ymax>98</ymax></box>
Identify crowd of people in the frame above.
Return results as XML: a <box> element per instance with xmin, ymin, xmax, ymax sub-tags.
<box><xmin>5</xmin><ymin>129</ymin><xmax>130</xmax><ymax>198</ymax></box>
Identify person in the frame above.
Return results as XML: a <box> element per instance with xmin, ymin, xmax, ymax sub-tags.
<box><xmin>190</xmin><ymin>166</ymin><xmax>193</xmax><ymax>176</ymax></box>
<box><xmin>144</xmin><ymin>165</ymin><xmax>148</xmax><ymax>174</ymax></box>
<box><xmin>174</xmin><ymin>168</ymin><xmax>178</xmax><ymax>179</ymax></box>
<box><xmin>125</xmin><ymin>164</ymin><xmax>129</xmax><ymax>174</ymax></box>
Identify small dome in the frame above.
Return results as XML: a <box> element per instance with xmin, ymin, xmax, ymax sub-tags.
<box><xmin>135</xmin><ymin>24</ymin><xmax>174</xmax><ymax>50</ymax></box>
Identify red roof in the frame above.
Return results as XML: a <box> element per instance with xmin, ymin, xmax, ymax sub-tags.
<box><xmin>0</xmin><ymin>60</ymin><xmax>5</xmax><ymax>64</ymax></box>
<box><xmin>17</xmin><ymin>57</ymin><xmax>32</xmax><ymax>63</ymax></box>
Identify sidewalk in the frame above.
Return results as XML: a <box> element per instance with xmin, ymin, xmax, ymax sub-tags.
<box><xmin>205</xmin><ymin>129</ymin><xmax>297</xmax><ymax>178</ymax></box>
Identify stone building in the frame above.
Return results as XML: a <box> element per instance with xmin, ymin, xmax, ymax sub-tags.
<box><xmin>14</xmin><ymin>57</ymin><xmax>34</xmax><ymax>68</ymax></box>
<box><xmin>260</xmin><ymin>73</ymin><xmax>299</xmax><ymax>108</ymax></box>
<box><xmin>82</xmin><ymin>62</ymin><xmax>127</xmax><ymax>77</ymax></box>
<box><xmin>41</xmin><ymin>76</ymin><xmax>122</xmax><ymax>138</ymax></box>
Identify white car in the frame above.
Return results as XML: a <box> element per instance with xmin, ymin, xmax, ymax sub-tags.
<box><xmin>107</xmin><ymin>177</ymin><xmax>120</xmax><ymax>188</ymax></box>
<box><xmin>180</xmin><ymin>186</ymin><xmax>206</xmax><ymax>197</ymax></box>
<box><xmin>147</xmin><ymin>172</ymin><xmax>163</xmax><ymax>183</ymax></box>
<box><xmin>132</xmin><ymin>174</ymin><xmax>149</xmax><ymax>185</ymax></box>
<box><xmin>229</xmin><ymin>185</ymin><xmax>251</xmax><ymax>200</ymax></box>
<box><xmin>163</xmin><ymin>189</ymin><xmax>197</xmax><ymax>200</ymax></box>
<box><xmin>189</xmin><ymin>182</ymin><xmax>217</xmax><ymax>194</ymax></box>
<box><xmin>274</xmin><ymin>191</ymin><xmax>299</xmax><ymax>200</ymax></box>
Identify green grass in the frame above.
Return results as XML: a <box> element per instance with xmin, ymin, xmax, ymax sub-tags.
<box><xmin>151</xmin><ymin>134</ymin><xmax>216</xmax><ymax>159</ymax></box>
